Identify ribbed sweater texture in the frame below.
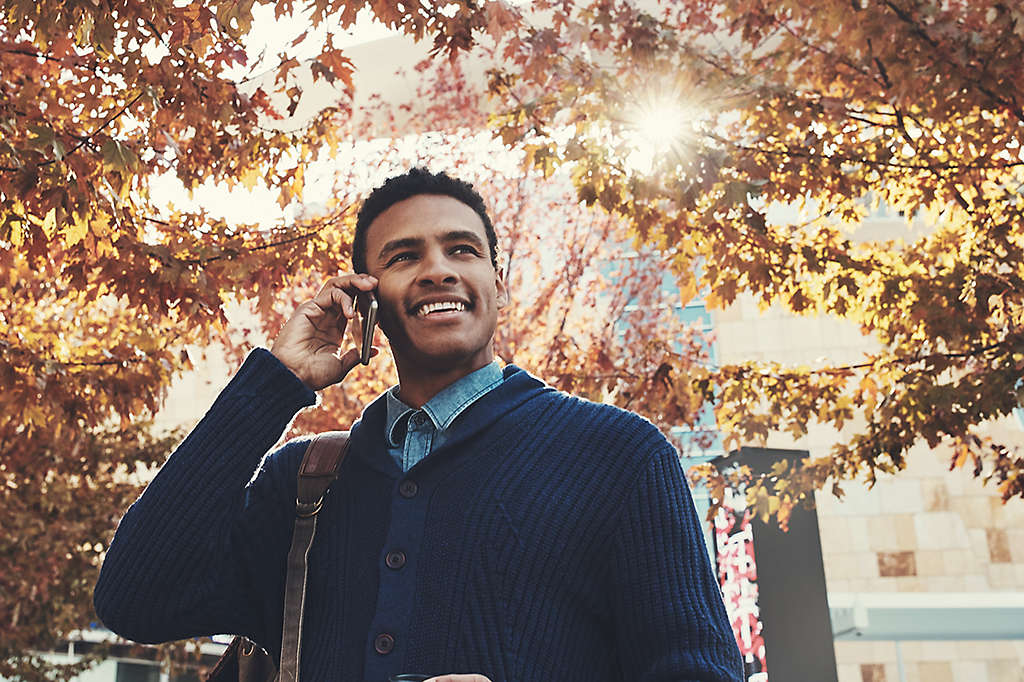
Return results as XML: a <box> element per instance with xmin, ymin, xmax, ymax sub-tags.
<box><xmin>94</xmin><ymin>349</ymin><xmax>742</xmax><ymax>682</ymax></box>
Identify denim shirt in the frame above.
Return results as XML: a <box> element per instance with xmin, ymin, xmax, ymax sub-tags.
<box><xmin>384</xmin><ymin>362</ymin><xmax>505</xmax><ymax>471</ymax></box>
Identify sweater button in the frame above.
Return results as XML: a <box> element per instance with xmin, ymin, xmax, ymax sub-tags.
<box><xmin>374</xmin><ymin>633</ymin><xmax>395</xmax><ymax>654</ymax></box>
<box><xmin>399</xmin><ymin>480</ymin><xmax>418</xmax><ymax>498</ymax></box>
<box><xmin>385</xmin><ymin>550</ymin><xmax>407</xmax><ymax>569</ymax></box>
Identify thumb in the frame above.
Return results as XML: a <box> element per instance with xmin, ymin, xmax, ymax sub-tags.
<box><xmin>337</xmin><ymin>346</ymin><xmax>361</xmax><ymax>376</ymax></box>
<box><xmin>337</xmin><ymin>345</ymin><xmax>379</xmax><ymax>375</ymax></box>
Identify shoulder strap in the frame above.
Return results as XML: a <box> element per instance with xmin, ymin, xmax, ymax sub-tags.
<box><xmin>278</xmin><ymin>431</ymin><xmax>351</xmax><ymax>682</ymax></box>
<box><xmin>295</xmin><ymin>430</ymin><xmax>351</xmax><ymax>516</ymax></box>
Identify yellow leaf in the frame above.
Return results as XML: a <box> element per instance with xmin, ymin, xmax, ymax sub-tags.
<box><xmin>859</xmin><ymin>375</ymin><xmax>878</xmax><ymax>399</ymax></box>
<box><xmin>91</xmin><ymin>214</ymin><xmax>111</xmax><ymax>237</ymax></box>
<box><xmin>42</xmin><ymin>208</ymin><xmax>58</xmax><ymax>239</ymax></box>
<box><xmin>241</xmin><ymin>167</ymin><xmax>261</xmax><ymax>191</ymax></box>
<box><xmin>952</xmin><ymin>443</ymin><xmax>969</xmax><ymax>469</ymax></box>
<box><xmin>192</xmin><ymin>34</ymin><xmax>213</xmax><ymax>58</ymax></box>
<box><xmin>677</xmin><ymin>272</ymin><xmax>698</xmax><ymax>305</ymax></box>
<box><xmin>9</xmin><ymin>219</ymin><xmax>25</xmax><ymax>247</ymax></box>
<box><xmin>65</xmin><ymin>214</ymin><xmax>89</xmax><ymax>247</ymax></box>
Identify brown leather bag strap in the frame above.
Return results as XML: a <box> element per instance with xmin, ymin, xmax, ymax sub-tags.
<box><xmin>278</xmin><ymin>431</ymin><xmax>350</xmax><ymax>682</ymax></box>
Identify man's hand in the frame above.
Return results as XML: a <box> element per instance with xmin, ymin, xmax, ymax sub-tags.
<box><xmin>425</xmin><ymin>676</ymin><xmax>492</xmax><ymax>682</ymax></box>
<box><xmin>270</xmin><ymin>273</ymin><xmax>378</xmax><ymax>391</ymax></box>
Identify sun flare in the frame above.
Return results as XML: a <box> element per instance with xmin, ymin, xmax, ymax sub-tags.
<box><xmin>622</xmin><ymin>97</ymin><xmax>704</xmax><ymax>174</ymax></box>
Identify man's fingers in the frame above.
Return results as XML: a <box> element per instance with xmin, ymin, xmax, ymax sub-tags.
<box><xmin>270</xmin><ymin>273</ymin><xmax>379</xmax><ymax>390</ymax></box>
<box><xmin>312</xmin><ymin>274</ymin><xmax>378</xmax><ymax>319</ymax></box>
<box><xmin>311</xmin><ymin>283</ymin><xmax>353</xmax><ymax>319</ymax></box>
<box><xmin>319</xmin><ymin>272</ymin><xmax>378</xmax><ymax>296</ymax></box>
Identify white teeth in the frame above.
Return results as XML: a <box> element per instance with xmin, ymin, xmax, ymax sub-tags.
<box><xmin>418</xmin><ymin>301</ymin><xmax>466</xmax><ymax>316</ymax></box>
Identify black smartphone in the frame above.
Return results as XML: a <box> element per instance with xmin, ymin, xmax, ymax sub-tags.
<box><xmin>357</xmin><ymin>290</ymin><xmax>378</xmax><ymax>365</ymax></box>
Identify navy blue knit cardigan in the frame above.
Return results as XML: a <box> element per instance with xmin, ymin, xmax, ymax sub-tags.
<box><xmin>95</xmin><ymin>349</ymin><xmax>742</xmax><ymax>682</ymax></box>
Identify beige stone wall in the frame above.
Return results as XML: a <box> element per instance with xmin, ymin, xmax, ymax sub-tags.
<box><xmin>712</xmin><ymin>288</ymin><xmax>1024</xmax><ymax>682</ymax></box>
<box><xmin>835</xmin><ymin>641</ymin><xmax>1024</xmax><ymax>682</ymax></box>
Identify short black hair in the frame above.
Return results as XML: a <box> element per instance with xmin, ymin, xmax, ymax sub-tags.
<box><xmin>352</xmin><ymin>167</ymin><xmax>498</xmax><ymax>274</ymax></box>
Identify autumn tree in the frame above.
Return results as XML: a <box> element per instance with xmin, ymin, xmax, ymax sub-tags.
<box><xmin>1</xmin><ymin>2</ymin><xmax>708</xmax><ymax>677</ymax></box>
<box><xmin>482</xmin><ymin>0</ymin><xmax>1024</xmax><ymax>523</ymax></box>
<box><xmin>0</xmin><ymin>0</ymin><xmax>498</xmax><ymax>677</ymax></box>
<box><xmin>7</xmin><ymin>0</ymin><xmax>1024</xmax><ymax>676</ymax></box>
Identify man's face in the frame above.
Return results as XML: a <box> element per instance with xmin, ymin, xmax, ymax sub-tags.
<box><xmin>362</xmin><ymin>193</ymin><xmax>508</xmax><ymax>373</ymax></box>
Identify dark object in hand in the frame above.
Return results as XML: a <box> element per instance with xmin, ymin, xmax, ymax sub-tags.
<box><xmin>358</xmin><ymin>290</ymin><xmax>378</xmax><ymax>365</ymax></box>
<box><xmin>205</xmin><ymin>637</ymin><xmax>276</xmax><ymax>682</ymax></box>
<box><xmin>388</xmin><ymin>675</ymin><xmax>430</xmax><ymax>682</ymax></box>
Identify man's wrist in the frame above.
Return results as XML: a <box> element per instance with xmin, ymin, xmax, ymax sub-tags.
<box><xmin>268</xmin><ymin>348</ymin><xmax>311</xmax><ymax>389</ymax></box>
<box><xmin>252</xmin><ymin>349</ymin><xmax>319</xmax><ymax>400</ymax></box>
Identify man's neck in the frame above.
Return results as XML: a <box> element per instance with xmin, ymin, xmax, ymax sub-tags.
<box><xmin>393</xmin><ymin>355</ymin><xmax>495</xmax><ymax>408</ymax></box>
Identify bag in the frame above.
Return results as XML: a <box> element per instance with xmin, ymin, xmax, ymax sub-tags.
<box><xmin>206</xmin><ymin>431</ymin><xmax>351</xmax><ymax>682</ymax></box>
<box><xmin>205</xmin><ymin>637</ymin><xmax>276</xmax><ymax>682</ymax></box>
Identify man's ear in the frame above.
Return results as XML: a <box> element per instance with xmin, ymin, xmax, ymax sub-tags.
<box><xmin>495</xmin><ymin>271</ymin><xmax>509</xmax><ymax>309</ymax></box>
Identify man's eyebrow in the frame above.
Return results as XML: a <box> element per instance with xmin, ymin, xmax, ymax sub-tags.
<box><xmin>377</xmin><ymin>230</ymin><xmax>486</xmax><ymax>262</ymax></box>
<box><xmin>441</xmin><ymin>230</ymin><xmax>486</xmax><ymax>249</ymax></box>
<box><xmin>377</xmin><ymin>236</ymin><xmax>424</xmax><ymax>262</ymax></box>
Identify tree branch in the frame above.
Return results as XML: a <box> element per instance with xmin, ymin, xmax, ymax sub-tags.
<box><xmin>1</xmin><ymin>48</ymin><xmax>62</xmax><ymax>64</ymax></box>
<box><xmin>0</xmin><ymin>91</ymin><xmax>146</xmax><ymax>173</ymax></box>
<box><xmin>185</xmin><ymin>225</ymin><xmax>330</xmax><ymax>264</ymax></box>
<box><xmin>881</xmin><ymin>0</ymin><xmax>1024</xmax><ymax>124</ymax></box>
<box><xmin>785</xmin><ymin>339</ymin><xmax>1011</xmax><ymax>376</ymax></box>
<box><xmin>138</xmin><ymin>216</ymin><xmax>342</xmax><ymax>266</ymax></box>
<box><xmin>722</xmin><ymin>136</ymin><xmax>1024</xmax><ymax>172</ymax></box>
<box><xmin>776</xmin><ymin>19</ymin><xmax>874</xmax><ymax>81</ymax></box>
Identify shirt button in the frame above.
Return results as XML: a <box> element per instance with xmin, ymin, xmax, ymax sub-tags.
<box><xmin>374</xmin><ymin>633</ymin><xmax>395</xmax><ymax>655</ymax></box>
<box><xmin>385</xmin><ymin>550</ymin><xmax>407</xmax><ymax>569</ymax></box>
<box><xmin>399</xmin><ymin>480</ymin><xmax>418</xmax><ymax>498</ymax></box>
<box><xmin>410</xmin><ymin>413</ymin><xmax>425</xmax><ymax>427</ymax></box>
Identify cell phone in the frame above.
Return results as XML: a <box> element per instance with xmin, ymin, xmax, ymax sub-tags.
<box><xmin>357</xmin><ymin>290</ymin><xmax>378</xmax><ymax>365</ymax></box>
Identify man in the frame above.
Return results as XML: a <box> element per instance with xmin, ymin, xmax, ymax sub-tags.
<box><xmin>95</xmin><ymin>168</ymin><xmax>743</xmax><ymax>682</ymax></box>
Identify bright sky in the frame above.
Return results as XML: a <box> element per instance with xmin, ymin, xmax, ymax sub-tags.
<box><xmin>149</xmin><ymin>6</ymin><xmax>404</xmax><ymax>230</ymax></box>
<box><xmin>147</xmin><ymin>1</ymin><xmax>698</xmax><ymax>232</ymax></box>
<box><xmin>228</xmin><ymin>3</ymin><xmax>399</xmax><ymax>78</ymax></box>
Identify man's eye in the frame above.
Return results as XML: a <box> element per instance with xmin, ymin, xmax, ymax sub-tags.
<box><xmin>386</xmin><ymin>252</ymin><xmax>416</xmax><ymax>266</ymax></box>
<box><xmin>451</xmin><ymin>244</ymin><xmax>479</xmax><ymax>255</ymax></box>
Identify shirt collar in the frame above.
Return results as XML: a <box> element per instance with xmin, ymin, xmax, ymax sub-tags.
<box><xmin>384</xmin><ymin>361</ymin><xmax>504</xmax><ymax>446</ymax></box>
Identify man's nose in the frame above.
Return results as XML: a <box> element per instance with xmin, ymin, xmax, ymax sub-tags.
<box><xmin>417</xmin><ymin>248</ymin><xmax>458</xmax><ymax>285</ymax></box>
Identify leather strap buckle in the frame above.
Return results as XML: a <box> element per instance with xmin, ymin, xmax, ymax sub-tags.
<box><xmin>295</xmin><ymin>497</ymin><xmax>324</xmax><ymax>518</ymax></box>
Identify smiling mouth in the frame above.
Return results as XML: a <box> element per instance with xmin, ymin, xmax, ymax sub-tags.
<box><xmin>415</xmin><ymin>300</ymin><xmax>468</xmax><ymax>317</ymax></box>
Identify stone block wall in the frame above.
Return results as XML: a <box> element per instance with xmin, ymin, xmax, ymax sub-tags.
<box><xmin>713</xmin><ymin>293</ymin><xmax>1024</xmax><ymax>682</ymax></box>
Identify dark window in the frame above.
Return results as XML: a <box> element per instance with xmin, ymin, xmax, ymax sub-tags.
<box><xmin>115</xmin><ymin>662</ymin><xmax>160</xmax><ymax>682</ymax></box>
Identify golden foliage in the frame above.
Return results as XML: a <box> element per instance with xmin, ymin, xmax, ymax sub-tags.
<box><xmin>485</xmin><ymin>0</ymin><xmax>1024</xmax><ymax>513</ymax></box>
<box><xmin>5</xmin><ymin>0</ymin><xmax>1024</xmax><ymax>676</ymax></box>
